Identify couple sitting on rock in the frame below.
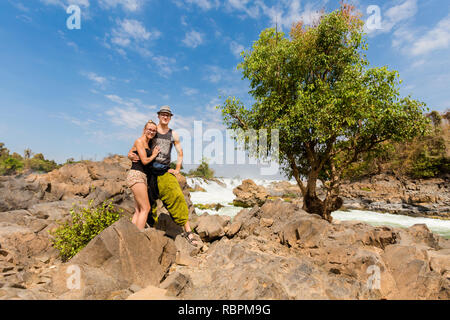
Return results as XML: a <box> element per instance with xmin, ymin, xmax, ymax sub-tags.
<box><xmin>125</xmin><ymin>106</ymin><xmax>198</xmax><ymax>246</ymax></box>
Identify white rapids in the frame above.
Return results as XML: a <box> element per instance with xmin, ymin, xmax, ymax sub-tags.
<box><xmin>186</xmin><ymin>177</ymin><xmax>450</xmax><ymax>239</ymax></box>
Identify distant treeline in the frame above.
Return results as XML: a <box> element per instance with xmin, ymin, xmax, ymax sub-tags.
<box><xmin>344</xmin><ymin>111</ymin><xmax>450</xmax><ymax>180</ymax></box>
<box><xmin>1</xmin><ymin>111</ymin><xmax>448</xmax><ymax>178</ymax></box>
<box><xmin>0</xmin><ymin>143</ymin><xmax>61</xmax><ymax>175</ymax></box>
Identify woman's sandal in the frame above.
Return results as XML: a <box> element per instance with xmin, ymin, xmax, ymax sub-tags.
<box><xmin>182</xmin><ymin>231</ymin><xmax>199</xmax><ymax>246</ymax></box>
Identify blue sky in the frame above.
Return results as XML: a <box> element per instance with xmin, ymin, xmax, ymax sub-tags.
<box><xmin>0</xmin><ymin>0</ymin><xmax>449</xmax><ymax>177</ymax></box>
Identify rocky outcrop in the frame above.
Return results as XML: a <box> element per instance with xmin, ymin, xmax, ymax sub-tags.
<box><xmin>232</xmin><ymin>179</ymin><xmax>269</xmax><ymax>208</ymax></box>
<box><xmin>50</xmin><ymin>218</ymin><xmax>176</xmax><ymax>300</ymax></box>
<box><xmin>339</xmin><ymin>174</ymin><xmax>450</xmax><ymax>218</ymax></box>
<box><xmin>169</xmin><ymin>200</ymin><xmax>450</xmax><ymax>300</ymax></box>
<box><xmin>0</xmin><ymin>200</ymin><xmax>84</xmax><ymax>300</ymax></box>
<box><xmin>265</xmin><ymin>181</ymin><xmax>302</xmax><ymax>198</ymax></box>
<box><xmin>260</xmin><ymin>175</ymin><xmax>450</xmax><ymax>218</ymax></box>
<box><xmin>0</xmin><ymin>176</ymin><xmax>45</xmax><ymax>212</ymax></box>
<box><xmin>1</xmin><ymin>157</ymin><xmax>449</xmax><ymax>300</ymax></box>
<box><xmin>0</xmin><ymin>156</ymin><xmax>198</xmax><ymax>299</ymax></box>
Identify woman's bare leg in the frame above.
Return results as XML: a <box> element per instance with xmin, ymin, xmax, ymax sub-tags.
<box><xmin>132</xmin><ymin>207</ymin><xmax>139</xmax><ymax>225</ymax></box>
<box><xmin>130</xmin><ymin>183</ymin><xmax>151</xmax><ymax>230</ymax></box>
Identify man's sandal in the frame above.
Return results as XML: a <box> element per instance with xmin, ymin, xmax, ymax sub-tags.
<box><xmin>182</xmin><ymin>231</ymin><xmax>199</xmax><ymax>246</ymax></box>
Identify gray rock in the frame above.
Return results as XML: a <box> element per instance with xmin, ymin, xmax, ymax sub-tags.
<box><xmin>160</xmin><ymin>272</ymin><xmax>191</xmax><ymax>296</ymax></box>
<box><xmin>51</xmin><ymin>218</ymin><xmax>176</xmax><ymax>299</ymax></box>
<box><xmin>195</xmin><ymin>214</ymin><xmax>229</xmax><ymax>242</ymax></box>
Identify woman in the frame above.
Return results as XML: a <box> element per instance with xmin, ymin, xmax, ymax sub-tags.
<box><xmin>126</xmin><ymin>120</ymin><xmax>160</xmax><ymax>230</ymax></box>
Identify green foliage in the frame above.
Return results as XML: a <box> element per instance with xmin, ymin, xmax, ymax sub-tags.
<box><xmin>344</xmin><ymin>116</ymin><xmax>449</xmax><ymax>179</ymax></box>
<box><xmin>188</xmin><ymin>158</ymin><xmax>215</xmax><ymax>179</ymax></box>
<box><xmin>194</xmin><ymin>203</ymin><xmax>224</xmax><ymax>211</ymax></box>
<box><xmin>50</xmin><ymin>200</ymin><xmax>122</xmax><ymax>262</ymax></box>
<box><xmin>0</xmin><ymin>143</ymin><xmax>9</xmax><ymax>158</ymax></box>
<box><xmin>0</xmin><ymin>157</ymin><xmax>24</xmax><ymax>175</ymax></box>
<box><xmin>217</xmin><ymin>4</ymin><xmax>429</xmax><ymax>218</ymax></box>
<box><xmin>24</xmin><ymin>157</ymin><xmax>59</xmax><ymax>173</ymax></box>
<box><xmin>0</xmin><ymin>143</ymin><xmax>60</xmax><ymax>175</ymax></box>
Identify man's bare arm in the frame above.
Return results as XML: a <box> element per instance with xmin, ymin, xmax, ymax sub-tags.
<box><xmin>169</xmin><ymin>130</ymin><xmax>183</xmax><ymax>174</ymax></box>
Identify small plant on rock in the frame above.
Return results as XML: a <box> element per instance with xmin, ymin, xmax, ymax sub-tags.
<box><xmin>50</xmin><ymin>200</ymin><xmax>122</xmax><ymax>262</ymax></box>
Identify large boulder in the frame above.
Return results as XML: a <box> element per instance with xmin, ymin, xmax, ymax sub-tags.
<box><xmin>382</xmin><ymin>245</ymin><xmax>445</xmax><ymax>299</ymax></box>
<box><xmin>51</xmin><ymin>217</ymin><xmax>176</xmax><ymax>299</ymax></box>
<box><xmin>194</xmin><ymin>213</ymin><xmax>230</xmax><ymax>242</ymax></box>
<box><xmin>0</xmin><ymin>176</ymin><xmax>45</xmax><ymax>212</ymax></box>
<box><xmin>232</xmin><ymin>179</ymin><xmax>268</xmax><ymax>208</ymax></box>
<box><xmin>172</xmin><ymin>200</ymin><xmax>449</xmax><ymax>300</ymax></box>
<box><xmin>265</xmin><ymin>181</ymin><xmax>301</xmax><ymax>197</ymax></box>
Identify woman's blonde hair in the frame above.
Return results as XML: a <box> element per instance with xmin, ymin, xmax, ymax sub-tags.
<box><xmin>143</xmin><ymin>120</ymin><xmax>157</xmax><ymax>133</ymax></box>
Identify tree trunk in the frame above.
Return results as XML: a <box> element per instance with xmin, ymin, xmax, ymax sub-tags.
<box><xmin>301</xmin><ymin>174</ymin><xmax>343</xmax><ymax>222</ymax></box>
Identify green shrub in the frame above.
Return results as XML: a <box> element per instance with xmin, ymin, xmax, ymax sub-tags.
<box><xmin>410</xmin><ymin>149</ymin><xmax>444</xmax><ymax>178</ymax></box>
<box><xmin>0</xmin><ymin>157</ymin><xmax>24</xmax><ymax>175</ymax></box>
<box><xmin>188</xmin><ymin>158</ymin><xmax>215</xmax><ymax>179</ymax></box>
<box><xmin>342</xmin><ymin>114</ymin><xmax>449</xmax><ymax>180</ymax></box>
<box><xmin>50</xmin><ymin>200</ymin><xmax>122</xmax><ymax>262</ymax></box>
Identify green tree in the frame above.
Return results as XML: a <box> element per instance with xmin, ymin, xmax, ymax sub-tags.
<box><xmin>24</xmin><ymin>148</ymin><xmax>32</xmax><ymax>160</ymax></box>
<box><xmin>188</xmin><ymin>158</ymin><xmax>215</xmax><ymax>179</ymax></box>
<box><xmin>0</xmin><ymin>143</ymin><xmax>9</xmax><ymax>158</ymax></box>
<box><xmin>11</xmin><ymin>152</ymin><xmax>23</xmax><ymax>160</ymax></box>
<box><xmin>218</xmin><ymin>4</ymin><xmax>429</xmax><ymax>222</ymax></box>
<box><xmin>33</xmin><ymin>153</ymin><xmax>45</xmax><ymax>161</ymax></box>
<box><xmin>0</xmin><ymin>157</ymin><xmax>24</xmax><ymax>175</ymax></box>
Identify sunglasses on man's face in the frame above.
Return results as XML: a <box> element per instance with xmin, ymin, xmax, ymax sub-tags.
<box><xmin>159</xmin><ymin>113</ymin><xmax>172</xmax><ymax>118</ymax></box>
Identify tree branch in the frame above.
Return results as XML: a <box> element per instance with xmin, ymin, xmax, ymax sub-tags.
<box><xmin>287</xmin><ymin>153</ymin><xmax>307</xmax><ymax>196</ymax></box>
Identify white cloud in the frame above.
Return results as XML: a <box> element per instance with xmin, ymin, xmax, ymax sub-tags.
<box><xmin>182</xmin><ymin>30</ymin><xmax>204</xmax><ymax>48</ymax></box>
<box><xmin>365</xmin><ymin>0</ymin><xmax>418</xmax><ymax>35</ymax></box>
<box><xmin>99</xmin><ymin>0</ymin><xmax>144</xmax><ymax>11</ymax></box>
<box><xmin>203</xmin><ymin>65</ymin><xmax>223</xmax><ymax>83</ymax></box>
<box><xmin>411</xmin><ymin>59</ymin><xmax>426</xmax><ymax>68</ymax></box>
<box><xmin>230</xmin><ymin>41</ymin><xmax>244</xmax><ymax>58</ymax></box>
<box><xmin>9</xmin><ymin>1</ymin><xmax>30</xmax><ymax>12</ymax></box>
<box><xmin>183</xmin><ymin>87</ymin><xmax>199</xmax><ymax>96</ymax></box>
<box><xmin>104</xmin><ymin>94</ymin><xmax>157</xmax><ymax>129</ymax></box>
<box><xmin>226</xmin><ymin>0</ymin><xmax>260</xmax><ymax>19</ymax></box>
<box><xmin>392</xmin><ymin>13</ymin><xmax>450</xmax><ymax>57</ymax></box>
<box><xmin>82</xmin><ymin>71</ymin><xmax>107</xmax><ymax>86</ymax></box>
<box><xmin>262</xmin><ymin>0</ymin><xmax>325</xmax><ymax>30</ymax></box>
<box><xmin>16</xmin><ymin>15</ymin><xmax>32</xmax><ymax>23</ymax></box>
<box><xmin>108</xmin><ymin>19</ymin><xmax>160</xmax><ymax>57</ymax></box>
<box><xmin>57</xmin><ymin>113</ymin><xmax>96</xmax><ymax>128</ymax></box>
<box><xmin>40</xmin><ymin>0</ymin><xmax>90</xmax><ymax>9</ymax></box>
<box><xmin>112</xmin><ymin>19</ymin><xmax>158</xmax><ymax>45</ymax></box>
<box><xmin>106</xmin><ymin>106</ymin><xmax>153</xmax><ymax>129</ymax></box>
<box><xmin>58</xmin><ymin>30</ymin><xmax>81</xmax><ymax>51</ymax></box>
<box><xmin>382</xmin><ymin>0</ymin><xmax>418</xmax><ymax>32</ymax></box>
<box><xmin>151</xmin><ymin>56</ymin><xmax>177</xmax><ymax>77</ymax></box>
<box><xmin>202</xmin><ymin>65</ymin><xmax>242</xmax><ymax>85</ymax></box>
<box><xmin>410</xmin><ymin>14</ymin><xmax>450</xmax><ymax>56</ymax></box>
<box><xmin>105</xmin><ymin>94</ymin><xmax>133</xmax><ymax>107</ymax></box>
<box><xmin>225</xmin><ymin>0</ymin><xmax>324</xmax><ymax>28</ymax></box>
<box><xmin>181</xmin><ymin>16</ymin><xmax>188</xmax><ymax>26</ymax></box>
<box><xmin>174</xmin><ymin>0</ymin><xmax>220</xmax><ymax>11</ymax></box>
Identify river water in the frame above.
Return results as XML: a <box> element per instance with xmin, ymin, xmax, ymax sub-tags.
<box><xmin>187</xmin><ymin>177</ymin><xmax>450</xmax><ymax>239</ymax></box>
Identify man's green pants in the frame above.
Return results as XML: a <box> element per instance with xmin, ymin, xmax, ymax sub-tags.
<box><xmin>150</xmin><ymin>172</ymin><xmax>189</xmax><ymax>227</ymax></box>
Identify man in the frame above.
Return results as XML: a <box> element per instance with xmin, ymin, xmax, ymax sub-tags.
<box><xmin>128</xmin><ymin>106</ymin><xmax>198</xmax><ymax>245</ymax></box>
